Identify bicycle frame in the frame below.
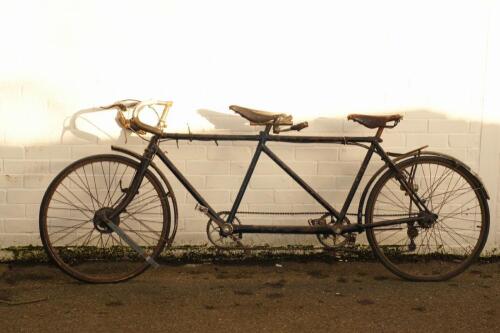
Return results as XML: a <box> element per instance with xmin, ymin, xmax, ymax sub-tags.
<box><xmin>107</xmin><ymin>125</ymin><xmax>434</xmax><ymax>240</ymax></box>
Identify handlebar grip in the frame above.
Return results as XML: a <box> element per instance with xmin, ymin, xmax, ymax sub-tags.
<box><xmin>130</xmin><ymin>117</ymin><xmax>164</xmax><ymax>136</ymax></box>
<box><xmin>290</xmin><ymin>121</ymin><xmax>308</xmax><ymax>131</ymax></box>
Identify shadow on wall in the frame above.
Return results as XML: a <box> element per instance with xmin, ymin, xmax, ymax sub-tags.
<box><xmin>0</xmin><ymin>101</ymin><xmax>498</xmax><ymax>248</ymax></box>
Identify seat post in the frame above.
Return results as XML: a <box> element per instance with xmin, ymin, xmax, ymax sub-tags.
<box><xmin>375</xmin><ymin>127</ymin><xmax>384</xmax><ymax>138</ymax></box>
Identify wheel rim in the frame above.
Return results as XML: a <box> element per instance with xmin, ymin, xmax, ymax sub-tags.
<box><xmin>366</xmin><ymin>157</ymin><xmax>488</xmax><ymax>280</ymax></box>
<box><xmin>40</xmin><ymin>155</ymin><xmax>170</xmax><ymax>283</ymax></box>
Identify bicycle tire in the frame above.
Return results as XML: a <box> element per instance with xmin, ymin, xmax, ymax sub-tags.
<box><xmin>365</xmin><ymin>155</ymin><xmax>489</xmax><ymax>281</ymax></box>
<box><xmin>39</xmin><ymin>154</ymin><xmax>170</xmax><ymax>283</ymax></box>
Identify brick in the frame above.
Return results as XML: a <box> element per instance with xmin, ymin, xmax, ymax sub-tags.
<box><xmin>339</xmin><ymin>148</ymin><xmax>368</xmax><ymax>161</ymax></box>
<box><xmin>3</xmin><ymin>160</ymin><xmax>50</xmax><ymax>174</ymax></box>
<box><xmin>247</xmin><ymin>203</ymin><xmax>293</xmax><ymax>212</ymax></box>
<box><xmin>448</xmin><ymin>134</ymin><xmax>480</xmax><ymax>148</ymax></box>
<box><xmin>466</xmin><ymin>149</ymin><xmax>480</xmax><ymax>164</ymax></box>
<box><xmin>0</xmin><ymin>146</ymin><xmax>24</xmax><ymax>159</ymax></box>
<box><xmin>296</xmin><ymin>148</ymin><xmax>338</xmax><ymax>161</ymax></box>
<box><xmin>343</xmin><ymin>121</ymin><xmax>373</xmax><ymax>133</ymax></box>
<box><xmin>186</xmin><ymin>190</ymin><xmax>230</xmax><ymax>204</ymax></box>
<box><xmin>164</xmin><ymin>146</ymin><xmax>207</xmax><ymax>160</ymax></box>
<box><xmin>318</xmin><ymin>162</ymin><xmax>359</xmax><ymax>176</ymax></box>
<box><xmin>0</xmin><ymin>234</ymin><xmax>35</xmax><ymax>247</ymax></box>
<box><xmin>7</xmin><ymin>190</ymin><xmax>44</xmax><ymax>204</ymax></box>
<box><xmin>250</xmin><ymin>176</ymin><xmax>291</xmax><ymax>189</ymax></box>
<box><xmin>207</xmin><ymin>146</ymin><xmax>251</xmax><ymax>161</ymax></box>
<box><xmin>186</xmin><ymin>161</ymin><xmax>229</xmax><ymax>175</ymax></box>
<box><xmin>231</xmin><ymin>161</ymin><xmax>316</xmax><ymax>175</ymax></box>
<box><xmin>392</xmin><ymin>119</ymin><xmax>428</xmax><ymax>133</ymax></box>
<box><xmin>24</xmin><ymin>175</ymin><xmax>54</xmax><ymax>188</ymax></box>
<box><xmin>275</xmin><ymin>190</ymin><xmax>315</xmax><ymax>204</ymax></box>
<box><xmin>406</xmin><ymin>134</ymin><xmax>448</xmax><ymax>148</ymax></box>
<box><xmin>232</xmin><ymin>190</ymin><xmax>274</xmax><ymax>203</ymax></box>
<box><xmin>50</xmin><ymin>160</ymin><xmax>73</xmax><ymax>173</ymax></box>
<box><xmin>25</xmin><ymin>146</ymin><xmax>71</xmax><ymax>159</ymax></box>
<box><xmin>0</xmin><ymin>175</ymin><xmax>23</xmax><ymax>188</ymax></box>
<box><xmin>335</xmin><ymin>176</ymin><xmax>355</xmax><ymax>189</ymax></box>
<box><xmin>71</xmin><ymin>146</ymin><xmax>110</xmax><ymax>158</ymax></box>
<box><xmin>167</xmin><ymin>175</ymin><xmax>205</xmax><ymax>190</ymax></box>
<box><xmin>381</xmin><ymin>133</ymin><xmax>406</xmax><ymax>147</ymax></box>
<box><xmin>206</xmin><ymin>175</ymin><xmax>243</xmax><ymax>189</ymax></box>
<box><xmin>317</xmin><ymin>190</ymin><xmax>348</xmax><ymax>203</ymax></box>
<box><xmin>307</xmin><ymin>118</ymin><xmax>343</xmax><ymax>133</ymax></box>
<box><xmin>402</xmin><ymin>110</ymin><xmax>446</xmax><ymax>119</ymax></box>
<box><xmin>429</xmin><ymin>120</ymin><xmax>469</xmax><ymax>133</ymax></box>
<box><xmin>435</xmin><ymin>148</ymin><xmax>467</xmax><ymax>161</ymax></box>
<box><xmin>470</xmin><ymin>121</ymin><xmax>481</xmax><ymax>133</ymax></box>
<box><xmin>25</xmin><ymin>204</ymin><xmax>39</xmax><ymax>218</ymax></box>
<box><xmin>0</xmin><ymin>190</ymin><xmax>6</xmax><ymax>203</ymax></box>
<box><xmin>300</xmin><ymin>176</ymin><xmax>335</xmax><ymax>189</ymax></box>
<box><xmin>0</xmin><ymin>204</ymin><xmax>26</xmax><ymax>218</ymax></box>
<box><xmin>4</xmin><ymin>219</ymin><xmax>38</xmax><ymax>233</ymax></box>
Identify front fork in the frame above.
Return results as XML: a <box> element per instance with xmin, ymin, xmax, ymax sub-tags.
<box><xmin>102</xmin><ymin>136</ymin><xmax>161</xmax><ymax>267</ymax></box>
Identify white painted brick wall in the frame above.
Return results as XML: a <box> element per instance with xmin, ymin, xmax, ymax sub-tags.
<box><xmin>0</xmin><ymin>110</ymin><xmax>496</xmax><ymax>248</ymax></box>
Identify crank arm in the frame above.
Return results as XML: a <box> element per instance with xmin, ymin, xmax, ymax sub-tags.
<box><xmin>102</xmin><ymin>217</ymin><xmax>160</xmax><ymax>268</ymax></box>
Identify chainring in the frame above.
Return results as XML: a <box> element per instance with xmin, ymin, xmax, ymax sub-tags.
<box><xmin>312</xmin><ymin>214</ymin><xmax>356</xmax><ymax>250</ymax></box>
<box><xmin>206</xmin><ymin>211</ymin><xmax>244</xmax><ymax>249</ymax></box>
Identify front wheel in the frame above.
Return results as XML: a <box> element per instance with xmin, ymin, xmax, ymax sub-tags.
<box><xmin>365</xmin><ymin>155</ymin><xmax>489</xmax><ymax>281</ymax></box>
<box><xmin>39</xmin><ymin>154</ymin><xmax>171</xmax><ymax>283</ymax></box>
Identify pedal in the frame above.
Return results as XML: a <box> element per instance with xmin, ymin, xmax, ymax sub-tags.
<box><xmin>308</xmin><ymin>216</ymin><xmax>327</xmax><ymax>226</ymax></box>
<box><xmin>195</xmin><ymin>203</ymin><xmax>210</xmax><ymax>217</ymax></box>
<box><xmin>345</xmin><ymin>233</ymin><xmax>357</xmax><ymax>247</ymax></box>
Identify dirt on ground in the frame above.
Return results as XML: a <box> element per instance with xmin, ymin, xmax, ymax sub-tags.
<box><xmin>0</xmin><ymin>260</ymin><xmax>499</xmax><ymax>333</ymax></box>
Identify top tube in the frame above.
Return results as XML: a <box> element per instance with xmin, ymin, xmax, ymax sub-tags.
<box><xmin>159</xmin><ymin>132</ymin><xmax>381</xmax><ymax>144</ymax></box>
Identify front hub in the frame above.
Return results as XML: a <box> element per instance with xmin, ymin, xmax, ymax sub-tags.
<box><xmin>93</xmin><ymin>207</ymin><xmax>120</xmax><ymax>234</ymax></box>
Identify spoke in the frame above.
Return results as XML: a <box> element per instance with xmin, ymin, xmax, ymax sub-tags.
<box><xmin>439</xmin><ymin>221</ymin><xmax>479</xmax><ymax>241</ymax></box>
<box><xmin>435</xmin><ymin>224</ymin><xmax>470</xmax><ymax>254</ymax></box>
<box><xmin>120</xmin><ymin>221</ymin><xmax>154</xmax><ymax>247</ymax></box>
<box><xmin>47</xmin><ymin>216</ymin><xmax>91</xmax><ymax>222</ymax></box>
<box><xmin>378</xmin><ymin>191</ymin><xmax>408</xmax><ymax>211</ymax></box>
<box><xmin>101</xmin><ymin>161</ymin><xmax>112</xmax><ymax>208</ymax></box>
<box><xmin>51</xmin><ymin>194</ymin><xmax>93</xmax><ymax>219</ymax></box>
<box><xmin>106</xmin><ymin>161</ymin><xmax>121</xmax><ymax>207</ymax></box>
<box><xmin>89</xmin><ymin>163</ymin><xmax>100</xmax><ymax>208</ymax></box>
<box><xmin>59</xmin><ymin>182</ymin><xmax>94</xmax><ymax>216</ymax></box>
<box><xmin>48</xmin><ymin>221</ymin><xmax>90</xmax><ymax>236</ymax></box>
<box><xmin>51</xmin><ymin>223</ymin><xmax>92</xmax><ymax>245</ymax></box>
<box><xmin>108</xmin><ymin>163</ymin><xmax>129</xmax><ymax>207</ymax></box>
<box><xmin>436</xmin><ymin>176</ymin><xmax>465</xmax><ymax>215</ymax></box>
<box><xmin>74</xmin><ymin>169</ymin><xmax>97</xmax><ymax>211</ymax></box>
<box><xmin>66</xmin><ymin>175</ymin><xmax>102</xmax><ymax>210</ymax></box>
<box><xmin>420</xmin><ymin>167</ymin><xmax>455</xmax><ymax>201</ymax></box>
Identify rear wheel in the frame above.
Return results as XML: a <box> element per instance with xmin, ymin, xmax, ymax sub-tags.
<box><xmin>39</xmin><ymin>154</ymin><xmax>170</xmax><ymax>283</ymax></box>
<box><xmin>365</xmin><ymin>156</ymin><xmax>489</xmax><ymax>281</ymax></box>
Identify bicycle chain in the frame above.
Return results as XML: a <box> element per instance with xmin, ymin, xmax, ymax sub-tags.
<box><xmin>232</xmin><ymin>211</ymin><xmax>415</xmax><ymax>217</ymax></box>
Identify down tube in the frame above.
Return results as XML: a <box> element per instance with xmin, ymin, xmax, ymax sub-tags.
<box><xmin>155</xmin><ymin>149</ymin><xmax>224</xmax><ymax>224</ymax></box>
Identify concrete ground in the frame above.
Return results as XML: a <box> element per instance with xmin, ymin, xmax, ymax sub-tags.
<box><xmin>0</xmin><ymin>260</ymin><xmax>499</xmax><ymax>333</ymax></box>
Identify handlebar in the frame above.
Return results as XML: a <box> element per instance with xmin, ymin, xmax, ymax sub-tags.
<box><xmin>108</xmin><ymin>99</ymin><xmax>307</xmax><ymax>136</ymax></box>
<box><xmin>108</xmin><ymin>99</ymin><xmax>173</xmax><ymax>136</ymax></box>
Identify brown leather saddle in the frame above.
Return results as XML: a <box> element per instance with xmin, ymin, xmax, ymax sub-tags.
<box><xmin>230</xmin><ymin>105</ymin><xmax>402</xmax><ymax>130</ymax></box>
<box><xmin>347</xmin><ymin>114</ymin><xmax>403</xmax><ymax>128</ymax></box>
<box><xmin>230</xmin><ymin>105</ymin><xmax>293</xmax><ymax>126</ymax></box>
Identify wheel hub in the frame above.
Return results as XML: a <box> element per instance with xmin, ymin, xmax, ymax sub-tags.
<box><xmin>93</xmin><ymin>207</ymin><xmax>120</xmax><ymax>234</ymax></box>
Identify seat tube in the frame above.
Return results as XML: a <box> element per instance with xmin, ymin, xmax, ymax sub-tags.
<box><xmin>226</xmin><ymin>126</ymin><xmax>270</xmax><ymax>224</ymax></box>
